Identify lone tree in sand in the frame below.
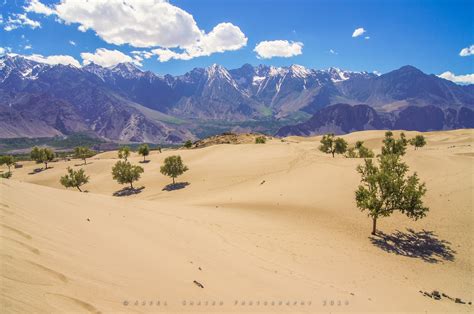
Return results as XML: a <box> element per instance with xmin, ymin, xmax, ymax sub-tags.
<box><xmin>31</xmin><ymin>147</ymin><xmax>55</xmax><ymax>169</ymax></box>
<box><xmin>74</xmin><ymin>146</ymin><xmax>94</xmax><ymax>165</ymax></box>
<box><xmin>118</xmin><ymin>146</ymin><xmax>131</xmax><ymax>161</ymax></box>
<box><xmin>410</xmin><ymin>135</ymin><xmax>426</xmax><ymax>150</ymax></box>
<box><xmin>112</xmin><ymin>160</ymin><xmax>144</xmax><ymax>189</ymax></box>
<box><xmin>0</xmin><ymin>155</ymin><xmax>15</xmax><ymax>173</ymax></box>
<box><xmin>381</xmin><ymin>131</ymin><xmax>407</xmax><ymax>156</ymax></box>
<box><xmin>255</xmin><ymin>136</ymin><xmax>266</xmax><ymax>144</ymax></box>
<box><xmin>184</xmin><ymin>140</ymin><xmax>193</xmax><ymax>149</ymax></box>
<box><xmin>160</xmin><ymin>155</ymin><xmax>188</xmax><ymax>185</ymax></box>
<box><xmin>60</xmin><ymin>167</ymin><xmax>89</xmax><ymax>192</ymax></box>
<box><xmin>355</xmin><ymin>152</ymin><xmax>428</xmax><ymax>235</ymax></box>
<box><xmin>319</xmin><ymin>134</ymin><xmax>348</xmax><ymax>157</ymax></box>
<box><xmin>138</xmin><ymin>144</ymin><xmax>150</xmax><ymax>162</ymax></box>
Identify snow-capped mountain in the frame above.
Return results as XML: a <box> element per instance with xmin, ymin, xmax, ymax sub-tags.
<box><xmin>1</xmin><ymin>54</ymin><xmax>473</xmax><ymax>142</ymax></box>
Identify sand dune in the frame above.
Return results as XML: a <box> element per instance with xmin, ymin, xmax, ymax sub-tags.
<box><xmin>1</xmin><ymin>129</ymin><xmax>473</xmax><ymax>312</ymax></box>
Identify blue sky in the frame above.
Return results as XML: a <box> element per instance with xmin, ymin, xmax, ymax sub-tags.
<box><xmin>0</xmin><ymin>0</ymin><xmax>473</xmax><ymax>81</ymax></box>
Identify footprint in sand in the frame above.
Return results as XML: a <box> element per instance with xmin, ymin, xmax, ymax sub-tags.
<box><xmin>45</xmin><ymin>293</ymin><xmax>101</xmax><ymax>314</ymax></box>
<box><xmin>1</xmin><ymin>256</ymin><xmax>68</xmax><ymax>286</ymax></box>
<box><xmin>1</xmin><ymin>236</ymin><xmax>40</xmax><ymax>255</ymax></box>
<box><xmin>0</xmin><ymin>224</ymin><xmax>32</xmax><ymax>239</ymax></box>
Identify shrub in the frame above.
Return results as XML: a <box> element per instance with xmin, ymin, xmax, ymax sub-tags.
<box><xmin>30</xmin><ymin>147</ymin><xmax>55</xmax><ymax>169</ymax></box>
<box><xmin>118</xmin><ymin>146</ymin><xmax>131</xmax><ymax>161</ymax></box>
<box><xmin>255</xmin><ymin>136</ymin><xmax>266</xmax><ymax>144</ymax></box>
<box><xmin>160</xmin><ymin>155</ymin><xmax>188</xmax><ymax>184</ymax></box>
<box><xmin>184</xmin><ymin>140</ymin><xmax>193</xmax><ymax>149</ymax></box>
<box><xmin>138</xmin><ymin>144</ymin><xmax>150</xmax><ymax>162</ymax></box>
<box><xmin>410</xmin><ymin>135</ymin><xmax>426</xmax><ymax>150</ymax></box>
<box><xmin>112</xmin><ymin>160</ymin><xmax>144</xmax><ymax>189</ymax></box>
<box><xmin>60</xmin><ymin>167</ymin><xmax>89</xmax><ymax>192</ymax></box>
<box><xmin>74</xmin><ymin>146</ymin><xmax>94</xmax><ymax>165</ymax></box>
<box><xmin>0</xmin><ymin>155</ymin><xmax>15</xmax><ymax>173</ymax></box>
<box><xmin>319</xmin><ymin>134</ymin><xmax>348</xmax><ymax>157</ymax></box>
<box><xmin>381</xmin><ymin>131</ymin><xmax>407</xmax><ymax>156</ymax></box>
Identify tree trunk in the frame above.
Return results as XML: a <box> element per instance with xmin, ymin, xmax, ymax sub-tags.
<box><xmin>172</xmin><ymin>177</ymin><xmax>175</xmax><ymax>185</ymax></box>
<box><xmin>130</xmin><ymin>182</ymin><xmax>134</xmax><ymax>189</ymax></box>
<box><xmin>371</xmin><ymin>217</ymin><xmax>377</xmax><ymax>235</ymax></box>
<box><xmin>331</xmin><ymin>151</ymin><xmax>335</xmax><ymax>158</ymax></box>
<box><xmin>44</xmin><ymin>162</ymin><xmax>48</xmax><ymax>169</ymax></box>
<box><xmin>77</xmin><ymin>186</ymin><xmax>82</xmax><ymax>192</ymax></box>
<box><xmin>143</xmin><ymin>155</ymin><xmax>146</xmax><ymax>162</ymax></box>
<box><xmin>84</xmin><ymin>158</ymin><xmax>87</xmax><ymax>165</ymax></box>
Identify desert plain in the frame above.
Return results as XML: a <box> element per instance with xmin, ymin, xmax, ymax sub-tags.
<box><xmin>0</xmin><ymin>129</ymin><xmax>473</xmax><ymax>313</ymax></box>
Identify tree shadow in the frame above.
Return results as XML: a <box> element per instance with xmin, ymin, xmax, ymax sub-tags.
<box><xmin>370</xmin><ymin>228</ymin><xmax>456</xmax><ymax>263</ymax></box>
<box><xmin>162</xmin><ymin>182</ymin><xmax>190</xmax><ymax>191</ymax></box>
<box><xmin>113</xmin><ymin>186</ymin><xmax>145</xmax><ymax>197</ymax></box>
<box><xmin>139</xmin><ymin>160</ymin><xmax>150</xmax><ymax>164</ymax></box>
<box><xmin>28</xmin><ymin>167</ymin><xmax>51</xmax><ymax>175</ymax></box>
<box><xmin>74</xmin><ymin>162</ymin><xmax>93</xmax><ymax>166</ymax></box>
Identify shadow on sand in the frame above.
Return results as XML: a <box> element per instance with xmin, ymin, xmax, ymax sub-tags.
<box><xmin>162</xmin><ymin>182</ymin><xmax>190</xmax><ymax>191</ymax></box>
<box><xmin>74</xmin><ymin>162</ymin><xmax>93</xmax><ymax>167</ymax></box>
<box><xmin>139</xmin><ymin>160</ymin><xmax>151</xmax><ymax>164</ymax></box>
<box><xmin>370</xmin><ymin>228</ymin><xmax>456</xmax><ymax>263</ymax></box>
<box><xmin>113</xmin><ymin>186</ymin><xmax>145</xmax><ymax>197</ymax></box>
<box><xmin>28</xmin><ymin>167</ymin><xmax>50</xmax><ymax>175</ymax></box>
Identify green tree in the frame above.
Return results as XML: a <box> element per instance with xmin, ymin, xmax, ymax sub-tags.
<box><xmin>60</xmin><ymin>167</ymin><xmax>89</xmax><ymax>192</ymax></box>
<box><xmin>0</xmin><ymin>155</ymin><xmax>15</xmax><ymax>173</ymax></box>
<box><xmin>30</xmin><ymin>147</ymin><xmax>55</xmax><ymax>169</ymax></box>
<box><xmin>112</xmin><ymin>160</ymin><xmax>143</xmax><ymax>189</ymax></box>
<box><xmin>138</xmin><ymin>144</ymin><xmax>150</xmax><ymax>162</ymax></box>
<box><xmin>74</xmin><ymin>146</ymin><xmax>94</xmax><ymax>165</ymax></box>
<box><xmin>160</xmin><ymin>155</ymin><xmax>188</xmax><ymax>184</ymax></box>
<box><xmin>184</xmin><ymin>140</ymin><xmax>193</xmax><ymax>149</ymax></box>
<box><xmin>157</xmin><ymin>146</ymin><xmax>162</xmax><ymax>153</ymax></box>
<box><xmin>319</xmin><ymin>134</ymin><xmax>348</xmax><ymax>157</ymax></box>
<box><xmin>255</xmin><ymin>136</ymin><xmax>266</xmax><ymax>144</ymax></box>
<box><xmin>356</xmin><ymin>141</ymin><xmax>375</xmax><ymax>158</ymax></box>
<box><xmin>355</xmin><ymin>154</ymin><xmax>428</xmax><ymax>235</ymax></box>
<box><xmin>381</xmin><ymin>131</ymin><xmax>408</xmax><ymax>156</ymax></box>
<box><xmin>118</xmin><ymin>146</ymin><xmax>131</xmax><ymax>161</ymax></box>
<box><xmin>410</xmin><ymin>135</ymin><xmax>426</xmax><ymax>150</ymax></box>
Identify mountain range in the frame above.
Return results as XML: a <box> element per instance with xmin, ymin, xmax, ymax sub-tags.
<box><xmin>1</xmin><ymin>54</ymin><xmax>473</xmax><ymax>143</ymax></box>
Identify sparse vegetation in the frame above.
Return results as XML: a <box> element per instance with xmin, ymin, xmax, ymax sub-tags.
<box><xmin>355</xmin><ymin>145</ymin><xmax>428</xmax><ymax>235</ymax></box>
<box><xmin>30</xmin><ymin>147</ymin><xmax>55</xmax><ymax>169</ymax></box>
<box><xmin>0</xmin><ymin>155</ymin><xmax>16</xmax><ymax>173</ymax></box>
<box><xmin>74</xmin><ymin>146</ymin><xmax>95</xmax><ymax>165</ymax></box>
<box><xmin>255</xmin><ymin>136</ymin><xmax>266</xmax><ymax>144</ymax></box>
<box><xmin>346</xmin><ymin>141</ymin><xmax>374</xmax><ymax>158</ymax></box>
<box><xmin>184</xmin><ymin>140</ymin><xmax>193</xmax><ymax>149</ymax></box>
<box><xmin>410</xmin><ymin>135</ymin><xmax>427</xmax><ymax>150</ymax></box>
<box><xmin>118</xmin><ymin>146</ymin><xmax>131</xmax><ymax>161</ymax></box>
<box><xmin>60</xmin><ymin>167</ymin><xmax>89</xmax><ymax>192</ymax></box>
<box><xmin>0</xmin><ymin>171</ymin><xmax>12</xmax><ymax>179</ymax></box>
<box><xmin>138</xmin><ymin>144</ymin><xmax>150</xmax><ymax>162</ymax></box>
<box><xmin>112</xmin><ymin>160</ymin><xmax>144</xmax><ymax>189</ymax></box>
<box><xmin>381</xmin><ymin>131</ymin><xmax>408</xmax><ymax>156</ymax></box>
<box><xmin>319</xmin><ymin>134</ymin><xmax>348</xmax><ymax>157</ymax></box>
<box><xmin>160</xmin><ymin>155</ymin><xmax>188</xmax><ymax>185</ymax></box>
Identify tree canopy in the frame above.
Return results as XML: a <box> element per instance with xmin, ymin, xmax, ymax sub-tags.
<box><xmin>381</xmin><ymin>131</ymin><xmax>408</xmax><ymax>156</ymax></box>
<box><xmin>60</xmin><ymin>167</ymin><xmax>89</xmax><ymax>192</ymax></box>
<box><xmin>74</xmin><ymin>146</ymin><xmax>94</xmax><ymax>165</ymax></box>
<box><xmin>160</xmin><ymin>155</ymin><xmax>188</xmax><ymax>184</ymax></box>
<box><xmin>0</xmin><ymin>155</ymin><xmax>15</xmax><ymax>173</ymax></box>
<box><xmin>138</xmin><ymin>144</ymin><xmax>150</xmax><ymax>162</ymax></box>
<box><xmin>112</xmin><ymin>160</ymin><xmax>143</xmax><ymax>189</ymax></box>
<box><xmin>319</xmin><ymin>134</ymin><xmax>348</xmax><ymax>157</ymax></box>
<box><xmin>30</xmin><ymin>147</ymin><xmax>55</xmax><ymax>169</ymax></box>
<box><xmin>410</xmin><ymin>135</ymin><xmax>427</xmax><ymax>150</ymax></box>
<box><xmin>118</xmin><ymin>146</ymin><xmax>131</xmax><ymax>161</ymax></box>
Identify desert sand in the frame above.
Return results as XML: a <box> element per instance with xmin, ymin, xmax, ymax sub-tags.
<box><xmin>1</xmin><ymin>129</ymin><xmax>473</xmax><ymax>313</ymax></box>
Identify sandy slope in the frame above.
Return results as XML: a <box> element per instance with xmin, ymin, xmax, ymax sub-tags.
<box><xmin>1</xmin><ymin>129</ymin><xmax>473</xmax><ymax>313</ymax></box>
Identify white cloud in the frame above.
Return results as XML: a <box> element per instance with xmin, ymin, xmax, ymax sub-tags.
<box><xmin>24</xmin><ymin>54</ymin><xmax>81</xmax><ymax>67</ymax></box>
<box><xmin>0</xmin><ymin>47</ymin><xmax>5</xmax><ymax>55</ymax></box>
<box><xmin>152</xmin><ymin>22</ymin><xmax>247</xmax><ymax>62</ymax></box>
<box><xmin>30</xmin><ymin>0</ymin><xmax>246</xmax><ymax>61</ymax></box>
<box><xmin>438</xmin><ymin>71</ymin><xmax>474</xmax><ymax>84</ymax></box>
<box><xmin>24</xmin><ymin>0</ymin><xmax>55</xmax><ymax>16</ymax></box>
<box><xmin>69</xmin><ymin>40</ymin><xmax>76</xmax><ymax>46</ymax></box>
<box><xmin>352</xmin><ymin>27</ymin><xmax>366</xmax><ymax>38</ymax></box>
<box><xmin>329</xmin><ymin>49</ymin><xmax>338</xmax><ymax>55</ymax></box>
<box><xmin>81</xmin><ymin>48</ymin><xmax>141</xmax><ymax>67</ymax></box>
<box><xmin>373</xmin><ymin>70</ymin><xmax>381</xmax><ymax>76</ymax></box>
<box><xmin>364</xmin><ymin>36</ymin><xmax>370</xmax><ymax>40</ymax></box>
<box><xmin>131</xmin><ymin>50</ymin><xmax>153</xmax><ymax>59</ymax></box>
<box><xmin>253</xmin><ymin>40</ymin><xmax>303</xmax><ymax>59</ymax></box>
<box><xmin>4</xmin><ymin>13</ymin><xmax>41</xmax><ymax>31</ymax></box>
<box><xmin>24</xmin><ymin>45</ymin><xmax>32</xmax><ymax>50</ymax></box>
<box><xmin>459</xmin><ymin>45</ymin><xmax>474</xmax><ymax>57</ymax></box>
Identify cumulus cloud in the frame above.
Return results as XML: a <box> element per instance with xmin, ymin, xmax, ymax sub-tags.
<box><xmin>438</xmin><ymin>71</ymin><xmax>474</xmax><ymax>84</ymax></box>
<box><xmin>69</xmin><ymin>40</ymin><xmax>76</xmax><ymax>46</ymax></box>
<box><xmin>459</xmin><ymin>45</ymin><xmax>474</xmax><ymax>57</ymax></box>
<box><xmin>29</xmin><ymin>0</ymin><xmax>247</xmax><ymax>61</ymax></box>
<box><xmin>4</xmin><ymin>13</ymin><xmax>41</xmax><ymax>31</ymax></box>
<box><xmin>152</xmin><ymin>22</ymin><xmax>247</xmax><ymax>62</ymax></box>
<box><xmin>352</xmin><ymin>27</ymin><xmax>366</xmax><ymax>38</ymax></box>
<box><xmin>24</xmin><ymin>54</ymin><xmax>81</xmax><ymax>67</ymax></box>
<box><xmin>81</xmin><ymin>48</ymin><xmax>141</xmax><ymax>67</ymax></box>
<box><xmin>253</xmin><ymin>40</ymin><xmax>303</xmax><ymax>59</ymax></box>
<box><xmin>24</xmin><ymin>0</ymin><xmax>55</xmax><ymax>16</ymax></box>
